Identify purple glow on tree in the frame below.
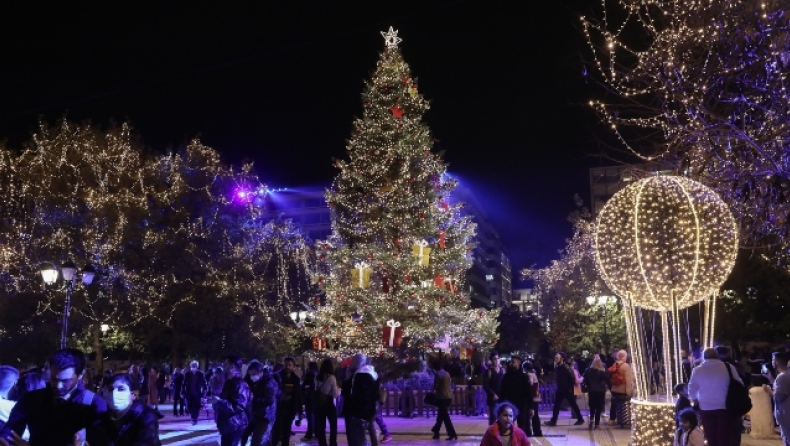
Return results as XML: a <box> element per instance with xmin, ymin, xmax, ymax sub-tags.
<box><xmin>235</xmin><ymin>188</ymin><xmax>251</xmax><ymax>203</ymax></box>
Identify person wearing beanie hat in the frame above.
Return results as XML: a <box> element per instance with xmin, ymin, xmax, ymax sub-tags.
<box><xmin>342</xmin><ymin>353</ymin><xmax>378</xmax><ymax>446</ymax></box>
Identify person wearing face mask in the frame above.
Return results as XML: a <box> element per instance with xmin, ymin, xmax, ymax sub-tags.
<box><xmin>0</xmin><ymin>348</ymin><xmax>107</xmax><ymax>446</ymax></box>
<box><xmin>243</xmin><ymin>360</ymin><xmax>279</xmax><ymax>446</ymax></box>
<box><xmin>94</xmin><ymin>374</ymin><xmax>161</xmax><ymax>446</ymax></box>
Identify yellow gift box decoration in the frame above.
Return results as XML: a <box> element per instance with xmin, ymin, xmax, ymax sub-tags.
<box><xmin>350</xmin><ymin>261</ymin><xmax>371</xmax><ymax>288</ymax></box>
<box><xmin>411</xmin><ymin>239</ymin><xmax>431</xmax><ymax>266</ymax></box>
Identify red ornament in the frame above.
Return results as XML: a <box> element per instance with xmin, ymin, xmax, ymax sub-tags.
<box><xmin>439</xmin><ymin>231</ymin><xmax>446</xmax><ymax>249</ymax></box>
<box><xmin>390</xmin><ymin>105</ymin><xmax>405</xmax><ymax>119</ymax></box>
<box><xmin>402</xmin><ymin>76</ymin><xmax>410</xmax><ymax>84</ymax></box>
<box><xmin>433</xmin><ymin>274</ymin><xmax>443</xmax><ymax>287</ymax></box>
<box><xmin>381</xmin><ymin>276</ymin><xmax>390</xmax><ymax>293</ymax></box>
<box><xmin>404</xmin><ymin>273</ymin><xmax>411</xmax><ymax>284</ymax></box>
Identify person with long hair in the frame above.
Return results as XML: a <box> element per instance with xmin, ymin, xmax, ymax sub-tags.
<box><xmin>582</xmin><ymin>356</ymin><xmax>610</xmax><ymax>430</ymax></box>
<box><xmin>480</xmin><ymin>402</ymin><xmax>531</xmax><ymax>446</ymax></box>
<box><xmin>430</xmin><ymin>361</ymin><xmax>457</xmax><ymax>440</ymax></box>
<box><xmin>673</xmin><ymin>407</ymin><xmax>704</xmax><ymax>446</ymax></box>
<box><xmin>521</xmin><ymin>361</ymin><xmax>543</xmax><ymax>437</ymax></box>
<box><xmin>315</xmin><ymin>359</ymin><xmax>340</xmax><ymax>446</ymax></box>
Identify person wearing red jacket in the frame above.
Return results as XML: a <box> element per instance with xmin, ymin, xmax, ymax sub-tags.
<box><xmin>480</xmin><ymin>402</ymin><xmax>531</xmax><ymax>446</ymax></box>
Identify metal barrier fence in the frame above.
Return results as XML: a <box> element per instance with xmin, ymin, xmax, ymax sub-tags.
<box><xmin>340</xmin><ymin>383</ymin><xmax>559</xmax><ymax>418</ymax></box>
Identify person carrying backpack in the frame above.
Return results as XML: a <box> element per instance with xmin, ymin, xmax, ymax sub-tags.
<box><xmin>607</xmin><ymin>349</ymin><xmax>633</xmax><ymax>427</ymax></box>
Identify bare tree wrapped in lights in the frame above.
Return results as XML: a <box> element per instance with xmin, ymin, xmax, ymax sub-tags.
<box><xmin>0</xmin><ymin>120</ymin><xmax>155</xmax><ymax>361</ymax></box>
<box><xmin>582</xmin><ymin>0</ymin><xmax>790</xmax><ymax>265</ymax></box>
<box><xmin>0</xmin><ymin>121</ymin><xmax>315</xmax><ymax>363</ymax></box>
<box><xmin>306</xmin><ymin>28</ymin><xmax>498</xmax><ymax>356</ymax></box>
<box><xmin>135</xmin><ymin>140</ymin><xmax>314</xmax><ymax>361</ymax></box>
<box><xmin>521</xmin><ymin>198</ymin><xmax>626</xmax><ymax>354</ymax></box>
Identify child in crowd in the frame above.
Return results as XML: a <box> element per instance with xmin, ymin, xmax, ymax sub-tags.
<box><xmin>673</xmin><ymin>407</ymin><xmax>704</xmax><ymax>446</ymax></box>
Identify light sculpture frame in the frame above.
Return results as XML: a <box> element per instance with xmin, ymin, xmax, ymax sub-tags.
<box><xmin>592</xmin><ymin>175</ymin><xmax>738</xmax><ymax>446</ymax></box>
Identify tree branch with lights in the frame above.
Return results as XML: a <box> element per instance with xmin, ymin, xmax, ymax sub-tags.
<box><xmin>582</xmin><ymin>0</ymin><xmax>790</xmax><ymax>266</ymax></box>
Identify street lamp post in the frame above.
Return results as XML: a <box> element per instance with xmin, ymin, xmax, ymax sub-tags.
<box><xmin>40</xmin><ymin>261</ymin><xmax>96</xmax><ymax>349</ymax></box>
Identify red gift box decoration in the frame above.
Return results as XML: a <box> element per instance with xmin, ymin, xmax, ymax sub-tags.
<box><xmin>382</xmin><ymin>320</ymin><xmax>403</xmax><ymax>348</ymax></box>
<box><xmin>312</xmin><ymin>336</ymin><xmax>327</xmax><ymax>351</ymax></box>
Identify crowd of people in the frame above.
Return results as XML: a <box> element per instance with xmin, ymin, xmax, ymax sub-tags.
<box><xmin>1</xmin><ymin>344</ymin><xmax>789</xmax><ymax>446</ymax></box>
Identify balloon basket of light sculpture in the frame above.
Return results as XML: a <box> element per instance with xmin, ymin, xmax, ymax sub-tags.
<box><xmin>630</xmin><ymin>397</ymin><xmax>676</xmax><ymax>446</ymax></box>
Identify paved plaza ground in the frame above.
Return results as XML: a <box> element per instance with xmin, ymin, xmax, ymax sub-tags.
<box><xmin>156</xmin><ymin>407</ymin><xmax>785</xmax><ymax>446</ymax></box>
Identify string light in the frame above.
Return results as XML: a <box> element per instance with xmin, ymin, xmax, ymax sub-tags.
<box><xmin>593</xmin><ymin>176</ymin><xmax>737</xmax><ymax>441</ymax></box>
<box><xmin>0</xmin><ymin>120</ymin><xmax>314</xmax><ymax>349</ymax></box>
<box><xmin>593</xmin><ymin>176</ymin><xmax>738</xmax><ymax>312</ymax></box>
<box><xmin>582</xmin><ymin>0</ymin><xmax>790</xmax><ymax>267</ymax></box>
<box><xmin>305</xmin><ymin>30</ymin><xmax>498</xmax><ymax>355</ymax></box>
<box><xmin>631</xmin><ymin>399</ymin><xmax>676</xmax><ymax>446</ymax></box>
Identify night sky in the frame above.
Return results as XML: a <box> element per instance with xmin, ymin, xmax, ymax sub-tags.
<box><xmin>0</xmin><ymin>1</ymin><xmax>611</xmax><ymax>280</ymax></box>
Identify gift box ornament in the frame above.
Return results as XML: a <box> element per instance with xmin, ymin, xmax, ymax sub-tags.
<box><xmin>444</xmin><ymin>277</ymin><xmax>458</xmax><ymax>293</ymax></box>
<box><xmin>382</xmin><ymin>319</ymin><xmax>403</xmax><ymax>347</ymax></box>
<box><xmin>411</xmin><ymin>239</ymin><xmax>431</xmax><ymax>266</ymax></box>
<box><xmin>312</xmin><ymin>336</ymin><xmax>327</xmax><ymax>351</ymax></box>
<box><xmin>350</xmin><ymin>261</ymin><xmax>371</xmax><ymax>288</ymax></box>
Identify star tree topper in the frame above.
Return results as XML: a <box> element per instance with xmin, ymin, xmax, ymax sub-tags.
<box><xmin>381</xmin><ymin>26</ymin><xmax>402</xmax><ymax>48</ymax></box>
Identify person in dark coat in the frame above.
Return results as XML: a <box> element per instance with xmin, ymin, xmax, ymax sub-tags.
<box><xmin>343</xmin><ymin>353</ymin><xmax>379</xmax><ymax>446</ymax></box>
<box><xmin>545</xmin><ymin>351</ymin><xmax>584</xmax><ymax>426</ymax></box>
<box><xmin>0</xmin><ymin>348</ymin><xmax>108</xmax><ymax>446</ymax></box>
<box><xmin>482</xmin><ymin>351</ymin><xmax>505</xmax><ymax>426</ymax></box>
<box><xmin>273</xmin><ymin>356</ymin><xmax>302</xmax><ymax>446</ymax></box>
<box><xmin>170</xmin><ymin>368</ymin><xmax>185</xmax><ymax>417</ymax></box>
<box><xmin>138</xmin><ymin>367</ymin><xmax>150</xmax><ymax>407</ymax></box>
<box><xmin>95</xmin><ymin>373</ymin><xmax>161</xmax><ymax>446</ymax></box>
<box><xmin>183</xmin><ymin>361</ymin><xmax>207</xmax><ymax>426</ymax></box>
<box><xmin>582</xmin><ymin>356</ymin><xmax>610</xmax><ymax>430</ymax></box>
<box><xmin>243</xmin><ymin>360</ymin><xmax>279</xmax><ymax>446</ymax></box>
<box><xmin>301</xmin><ymin>361</ymin><xmax>318</xmax><ymax>441</ymax></box>
<box><xmin>500</xmin><ymin>356</ymin><xmax>534</xmax><ymax>435</ymax></box>
<box><xmin>216</xmin><ymin>374</ymin><xmax>251</xmax><ymax>446</ymax></box>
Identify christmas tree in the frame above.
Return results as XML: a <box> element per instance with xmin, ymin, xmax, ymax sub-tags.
<box><xmin>307</xmin><ymin>28</ymin><xmax>498</xmax><ymax>356</ymax></box>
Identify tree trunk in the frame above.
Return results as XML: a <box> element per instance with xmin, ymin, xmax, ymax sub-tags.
<box><xmin>94</xmin><ymin>323</ymin><xmax>103</xmax><ymax>374</ymax></box>
<box><xmin>171</xmin><ymin>328</ymin><xmax>181</xmax><ymax>368</ymax></box>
